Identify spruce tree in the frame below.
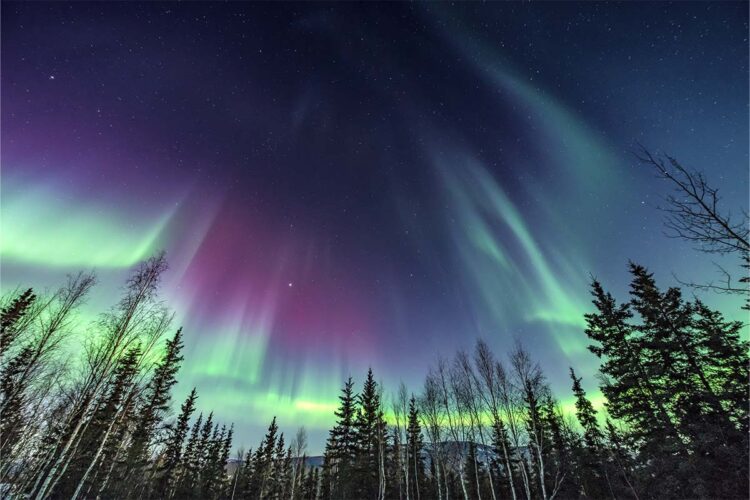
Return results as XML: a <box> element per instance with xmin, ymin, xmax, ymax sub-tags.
<box><xmin>569</xmin><ymin>368</ymin><xmax>608</xmax><ymax>498</ymax></box>
<box><xmin>569</xmin><ymin>369</ymin><xmax>603</xmax><ymax>451</ymax></box>
<box><xmin>586</xmin><ymin>264</ymin><xmax>750</xmax><ymax>498</ymax></box>
<box><xmin>584</xmin><ymin>275</ymin><xmax>686</xmax><ymax>490</ymax></box>
<box><xmin>353</xmin><ymin>368</ymin><xmax>387</xmax><ymax>498</ymax></box>
<box><xmin>269</xmin><ymin>431</ymin><xmax>288</xmax><ymax>498</ymax></box>
<box><xmin>406</xmin><ymin>396</ymin><xmax>426</xmax><ymax>500</ymax></box>
<box><xmin>199</xmin><ymin>423</ymin><xmax>222</xmax><ymax>498</ymax></box>
<box><xmin>175</xmin><ymin>412</ymin><xmax>204</xmax><ymax>498</ymax></box>
<box><xmin>303</xmin><ymin>466</ymin><xmax>319</xmax><ymax>500</ymax></box>
<box><xmin>0</xmin><ymin>288</ymin><xmax>35</xmax><ymax>356</ymax></box>
<box><xmin>0</xmin><ymin>345</ymin><xmax>34</xmax><ymax>457</ymax></box>
<box><xmin>522</xmin><ymin>378</ymin><xmax>548</xmax><ymax>499</ymax></box>
<box><xmin>489</xmin><ymin>419</ymin><xmax>515</xmax><ymax>499</ymax></box>
<box><xmin>155</xmin><ymin>388</ymin><xmax>197</xmax><ymax>498</ymax></box>
<box><xmin>385</xmin><ymin>427</ymin><xmax>402</xmax><ymax>500</ymax></box>
<box><xmin>540</xmin><ymin>395</ymin><xmax>577</xmax><ymax>498</ymax></box>
<box><xmin>324</xmin><ymin>377</ymin><xmax>358</xmax><ymax>499</ymax></box>
<box><xmin>604</xmin><ymin>419</ymin><xmax>639</xmax><ymax>499</ymax></box>
<box><xmin>692</xmin><ymin>300</ymin><xmax>749</xmax><ymax>432</ymax></box>
<box><xmin>218</xmin><ymin>425</ymin><xmax>234</xmax><ymax>498</ymax></box>
<box><xmin>248</xmin><ymin>416</ymin><xmax>279</xmax><ymax>498</ymax></box>
<box><xmin>125</xmin><ymin>328</ymin><xmax>185</xmax><ymax>483</ymax></box>
<box><xmin>236</xmin><ymin>447</ymin><xmax>254</xmax><ymax>498</ymax></box>
<box><xmin>463</xmin><ymin>441</ymin><xmax>481</xmax><ymax>500</ymax></box>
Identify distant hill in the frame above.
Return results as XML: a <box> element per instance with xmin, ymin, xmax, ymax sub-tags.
<box><xmin>226</xmin><ymin>441</ymin><xmax>526</xmax><ymax>474</ymax></box>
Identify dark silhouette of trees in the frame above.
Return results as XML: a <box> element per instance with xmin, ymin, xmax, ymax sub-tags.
<box><xmin>2</xmin><ymin>220</ymin><xmax>746</xmax><ymax>500</ymax></box>
<box><xmin>322</xmin><ymin>377</ymin><xmax>358</xmax><ymax>499</ymax></box>
<box><xmin>0</xmin><ymin>259</ymin><xmax>232</xmax><ymax>500</ymax></box>
<box><xmin>585</xmin><ymin>263</ymin><xmax>748</xmax><ymax>499</ymax></box>
<box><xmin>406</xmin><ymin>396</ymin><xmax>426</xmax><ymax>500</ymax></box>
<box><xmin>155</xmin><ymin>387</ymin><xmax>197</xmax><ymax>498</ymax></box>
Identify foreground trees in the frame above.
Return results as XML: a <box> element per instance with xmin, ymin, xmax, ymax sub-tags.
<box><xmin>0</xmin><ymin>256</ymin><xmax>233</xmax><ymax>499</ymax></box>
<box><xmin>585</xmin><ymin>263</ymin><xmax>748</xmax><ymax>499</ymax></box>
<box><xmin>1</xmin><ymin>251</ymin><xmax>746</xmax><ymax>499</ymax></box>
<box><xmin>311</xmin><ymin>264</ymin><xmax>746</xmax><ymax>500</ymax></box>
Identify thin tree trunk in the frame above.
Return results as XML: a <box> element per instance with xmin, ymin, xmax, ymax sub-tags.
<box><xmin>519</xmin><ymin>457</ymin><xmax>532</xmax><ymax>500</ymax></box>
<box><xmin>413</xmin><ymin>443</ymin><xmax>420</xmax><ymax>500</ymax></box>
<box><xmin>71</xmin><ymin>386</ymin><xmax>136</xmax><ymax>500</ymax></box>
<box><xmin>498</xmin><ymin>431</ymin><xmax>517</xmax><ymax>500</ymax></box>
<box><xmin>473</xmin><ymin>448</ymin><xmax>483</xmax><ymax>500</ymax></box>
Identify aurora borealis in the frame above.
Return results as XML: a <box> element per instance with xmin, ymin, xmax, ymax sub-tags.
<box><xmin>2</xmin><ymin>2</ymin><xmax>747</xmax><ymax>452</ymax></box>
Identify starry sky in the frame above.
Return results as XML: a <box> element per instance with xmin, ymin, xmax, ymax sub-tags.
<box><xmin>2</xmin><ymin>2</ymin><xmax>748</xmax><ymax>453</ymax></box>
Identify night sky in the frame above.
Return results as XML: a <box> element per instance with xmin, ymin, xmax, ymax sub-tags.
<box><xmin>2</xmin><ymin>2</ymin><xmax>748</xmax><ymax>452</ymax></box>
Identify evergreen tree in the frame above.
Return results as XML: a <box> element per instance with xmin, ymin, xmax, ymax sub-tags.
<box><xmin>463</xmin><ymin>441</ymin><xmax>481</xmax><ymax>500</ymax></box>
<box><xmin>248</xmin><ymin>416</ymin><xmax>280</xmax><ymax>498</ymax></box>
<box><xmin>125</xmin><ymin>328</ymin><xmax>185</xmax><ymax>484</ymax></box>
<box><xmin>0</xmin><ymin>345</ymin><xmax>34</xmax><ymax>457</ymax></box>
<box><xmin>0</xmin><ymin>288</ymin><xmax>35</xmax><ymax>356</ymax></box>
<box><xmin>521</xmin><ymin>377</ymin><xmax>548</xmax><ymax>499</ymax></box>
<box><xmin>302</xmin><ymin>466</ymin><xmax>319</xmax><ymax>500</ymax></box>
<box><xmin>155</xmin><ymin>388</ymin><xmax>197</xmax><ymax>498</ymax></box>
<box><xmin>4</xmin><ymin>251</ymin><xmax>749</xmax><ymax>500</ymax></box>
<box><xmin>569</xmin><ymin>369</ymin><xmax>603</xmax><ymax>451</ymax></box>
<box><xmin>353</xmin><ymin>368</ymin><xmax>387</xmax><ymax>498</ymax></box>
<box><xmin>193</xmin><ymin>412</ymin><xmax>215</xmax><ymax>497</ymax></box>
<box><xmin>279</xmin><ymin>443</ymin><xmax>294</xmax><ymax>499</ymax></box>
<box><xmin>489</xmin><ymin>419</ymin><xmax>515</xmax><ymax>499</ymax></box>
<box><xmin>540</xmin><ymin>395</ymin><xmax>577</xmax><ymax>498</ymax></box>
<box><xmin>236</xmin><ymin>447</ymin><xmax>254</xmax><ymax>498</ymax></box>
<box><xmin>175</xmin><ymin>412</ymin><xmax>204</xmax><ymax>498</ymax></box>
<box><xmin>586</xmin><ymin>264</ymin><xmax>749</xmax><ymax>499</ymax></box>
<box><xmin>406</xmin><ymin>396</ymin><xmax>426</xmax><ymax>500</ymax></box>
<box><xmin>584</xmin><ymin>275</ymin><xmax>686</xmax><ymax>496</ymax></box>
<box><xmin>218</xmin><ymin>425</ymin><xmax>234</xmax><ymax>498</ymax></box>
<box><xmin>383</xmin><ymin>427</ymin><xmax>401</xmax><ymax>500</ymax></box>
<box><xmin>199</xmin><ymin>423</ymin><xmax>223</xmax><ymax>498</ymax></box>
<box><xmin>269</xmin><ymin>431</ymin><xmax>289</xmax><ymax>499</ymax></box>
<box><xmin>0</xmin><ymin>289</ymin><xmax>37</xmax><ymax>470</ymax></box>
<box><xmin>569</xmin><ymin>368</ymin><xmax>609</xmax><ymax>499</ymax></box>
<box><xmin>692</xmin><ymin>300</ymin><xmax>749</xmax><ymax>432</ymax></box>
<box><xmin>323</xmin><ymin>377</ymin><xmax>358</xmax><ymax>499</ymax></box>
<box><xmin>604</xmin><ymin>419</ymin><xmax>639</xmax><ymax>499</ymax></box>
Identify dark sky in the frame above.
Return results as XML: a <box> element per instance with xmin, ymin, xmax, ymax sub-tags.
<box><xmin>2</xmin><ymin>1</ymin><xmax>747</xmax><ymax>451</ymax></box>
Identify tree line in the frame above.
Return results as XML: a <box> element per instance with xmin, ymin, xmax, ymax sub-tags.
<box><xmin>310</xmin><ymin>261</ymin><xmax>747</xmax><ymax>500</ymax></box>
<box><xmin>1</xmin><ymin>152</ymin><xmax>747</xmax><ymax>499</ymax></box>
<box><xmin>1</xmin><ymin>258</ymin><xmax>746</xmax><ymax>499</ymax></box>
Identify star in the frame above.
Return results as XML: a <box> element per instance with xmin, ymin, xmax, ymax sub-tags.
<box><xmin>288</xmin><ymin>282</ymin><xmax>293</xmax><ymax>287</ymax></box>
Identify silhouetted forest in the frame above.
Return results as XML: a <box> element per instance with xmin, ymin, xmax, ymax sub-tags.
<box><xmin>1</xmin><ymin>154</ymin><xmax>747</xmax><ymax>499</ymax></box>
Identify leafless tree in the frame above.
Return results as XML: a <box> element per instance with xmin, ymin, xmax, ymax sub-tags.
<box><xmin>33</xmin><ymin>253</ymin><xmax>168</xmax><ymax>499</ymax></box>
<box><xmin>0</xmin><ymin>272</ymin><xmax>96</xmax><ymax>417</ymax></box>
<box><xmin>420</xmin><ymin>369</ymin><xmax>448</xmax><ymax>500</ymax></box>
<box><xmin>392</xmin><ymin>382</ymin><xmax>409</xmax><ymax>500</ymax></box>
<box><xmin>0</xmin><ymin>272</ymin><xmax>96</xmax><ymax>491</ymax></box>
<box><xmin>473</xmin><ymin>340</ymin><xmax>518</xmax><ymax>500</ymax></box>
<box><xmin>71</xmin><ymin>307</ymin><xmax>172</xmax><ymax>500</ymax></box>
<box><xmin>637</xmin><ymin>148</ymin><xmax>749</xmax><ymax>307</ymax></box>
<box><xmin>496</xmin><ymin>356</ymin><xmax>532</xmax><ymax>500</ymax></box>
<box><xmin>435</xmin><ymin>357</ymin><xmax>469</xmax><ymax>500</ymax></box>
<box><xmin>455</xmin><ymin>349</ymin><xmax>499</xmax><ymax>500</ymax></box>
<box><xmin>509</xmin><ymin>343</ymin><xmax>566</xmax><ymax>500</ymax></box>
<box><xmin>290</xmin><ymin>426</ymin><xmax>308</xmax><ymax>499</ymax></box>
